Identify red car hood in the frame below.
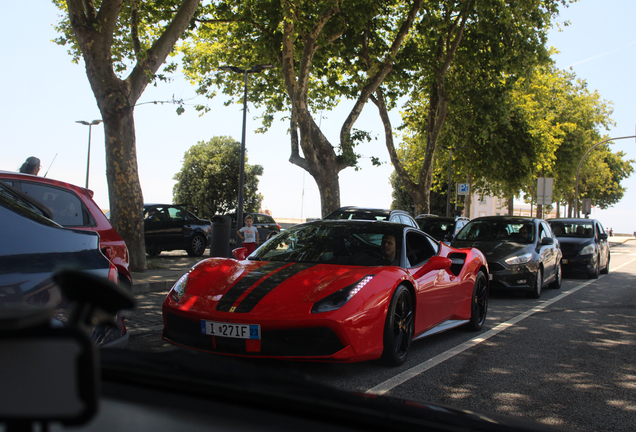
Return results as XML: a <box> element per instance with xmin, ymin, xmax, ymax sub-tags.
<box><xmin>182</xmin><ymin>258</ymin><xmax>389</xmax><ymax>314</ymax></box>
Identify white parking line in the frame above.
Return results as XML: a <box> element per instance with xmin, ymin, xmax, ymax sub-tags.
<box><xmin>366</xmin><ymin>257</ymin><xmax>636</xmax><ymax>396</ymax></box>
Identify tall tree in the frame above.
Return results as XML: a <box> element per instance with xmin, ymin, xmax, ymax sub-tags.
<box><xmin>182</xmin><ymin>0</ymin><xmax>423</xmax><ymax>216</ymax></box>
<box><xmin>54</xmin><ymin>0</ymin><xmax>201</xmax><ymax>270</ymax></box>
<box><xmin>386</xmin><ymin>0</ymin><xmax>565</xmax><ymax>214</ymax></box>
<box><xmin>173</xmin><ymin>136</ymin><xmax>264</xmax><ymax>219</ymax></box>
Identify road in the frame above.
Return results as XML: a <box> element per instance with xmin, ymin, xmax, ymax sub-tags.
<box><xmin>125</xmin><ymin>240</ymin><xmax>636</xmax><ymax>431</ymax></box>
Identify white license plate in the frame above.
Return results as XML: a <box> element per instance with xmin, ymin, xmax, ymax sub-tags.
<box><xmin>200</xmin><ymin>320</ymin><xmax>261</xmax><ymax>340</ymax></box>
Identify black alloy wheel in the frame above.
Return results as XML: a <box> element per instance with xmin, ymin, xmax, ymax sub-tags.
<box><xmin>468</xmin><ymin>271</ymin><xmax>488</xmax><ymax>331</ymax></box>
<box><xmin>549</xmin><ymin>261</ymin><xmax>562</xmax><ymax>289</ymax></box>
<box><xmin>146</xmin><ymin>246</ymin><xmax>161</xmax><ymax>257</ymax></box>
<box><xmin>589</xmin><ymin>253</ymin><xmax>599</xmax><ymax>279</ymax></box>
<box><xmin>528</xmin><ymin>267</ymin><xmax>543</xmax><ymax>299</ymax></box>
<box><xmin>382</xmin><ymin>285</ymin><xmax>414</xmax><ymax>366</ymax></box>
<box><xmin>187</xmin><ymin>233</ymin><xmax>206</xmax><ymax>257</ymax></box>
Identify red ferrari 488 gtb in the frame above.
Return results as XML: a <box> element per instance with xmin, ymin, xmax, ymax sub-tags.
<box><xmin>163</xmin><ymin>220</ymin><xmax>489</xmax><ymax>365</ymax></box>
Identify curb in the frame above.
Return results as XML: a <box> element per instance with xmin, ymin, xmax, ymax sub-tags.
<box><xmin>132</xmin><ymin>279</ymin><xmax>178</xmax><ymax>295</ymax></box>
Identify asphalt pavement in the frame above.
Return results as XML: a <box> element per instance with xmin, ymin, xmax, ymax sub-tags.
<box><xmin>124</xmin><ymin>237</ymin><xmax>635</xmax><ymax>338</ymax></box>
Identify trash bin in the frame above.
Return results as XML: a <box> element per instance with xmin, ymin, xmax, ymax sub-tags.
<box><xmin>210</xmin><ymin>215</ymin><xmax>232</xmax><ymax>257</ymax></box>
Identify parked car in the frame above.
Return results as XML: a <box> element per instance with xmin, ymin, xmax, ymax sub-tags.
<box><xmin>451</xmin><ymin>216</ymin><xmax>562</xmax><ymax>298</ymax></box>
<box><xmin>0</xmin><ymin>181</ymin><xmax>129</xmax><ymax>348</ymax></box>
<box><xmin>227</xmin><ymin>212</ymin><xmax>281</xmax><ymax>247</ymax></box>
<box><xmin>162</xmin><ymin>219</ymin><xmax>489</xmax><ymax>365</ymax></box>
<box><xmin>415</xmin><ymin>214</ymin><xmax>470</xmax><ymax>243</ymax></box>
<box><xmin>323</xmin><ymin>206</ymin><xmax>418</xmax><ymax>228</ymax></box>
<box><xmin>143</xmin><ymin>204</ymin><xmax>212</xmax><ymax>257</ymax></box>
<box><xmin>547</xmin><ymin>218</ymin><xmax>610</xmax><ymax>278</ymax></box>
<box><xmin>0</xmin><ymin>171</ymin><xmax>132</xmax><ymax>290</ymax></box>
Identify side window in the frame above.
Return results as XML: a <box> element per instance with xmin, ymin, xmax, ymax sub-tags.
<box><xmin>405</xmin><ymin>231</ymin><xmax>437</xmax><ymax>268</ymax></box>
<box><xmin>168</xmin><ymin>207</ymin><xmax>185</xmax><ymax>220</ymax></box>
<box><xmin>20</xmin><ymin>182</ymin><xmax>90</xmax><ymax>227</ymax></box>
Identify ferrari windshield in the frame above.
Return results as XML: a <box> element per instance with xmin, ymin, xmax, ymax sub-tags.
<box><xmin>455</xmin><ymin>220</ymin><xmax>535</xmax><ymax>243</ymax></box>
<box><xmin>251</xmin><ymin>221</ymin><xmax>403</xmax><ymax>266</ymax></box>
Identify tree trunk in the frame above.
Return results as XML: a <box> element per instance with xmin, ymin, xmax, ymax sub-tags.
<box><xmin>101</xmin><ymin>105</ymin><xmax>146</xmax><ymax>271</ymax></box>
<box><xmin>507</xmin><ymin>197</ymin><xmax>514</xmax><ymax>216</ymax></box>
<box><xmin>65</xmin><ymin>0</ymin><xmax>200</xmax><ymax>271</ymax></box>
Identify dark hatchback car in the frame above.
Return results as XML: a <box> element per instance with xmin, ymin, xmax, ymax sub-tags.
<box><xmin>0</xmin><ymin>181</ymin><xmax>129</xmax><ymax>348</ymax></box>
<box><xmin>451</xmin><ymin>216</ymin><xmax>562</xmax><ymax>298</ymax></box>
<box><xmin>547</xmin><ymin>218</ymin><xmax>610</xmax><ymax>278</ymax></box>
<box><xmin>0</xmin><ymin>171</ymin><xmax>132</xmax><ymax>290</ymax></box>
<box><xmin>228</xmin><ymin>212</ymin><xmax>281</xmax><ymax>247</ymax></box>
<box><xmin>143</xmin><ymin>204</ymin><xmax>212</xmax><ymax>257</ymax></box>
<box><xmin>323</xmin><ymin>206</ymin><xmax>419</xmax><ymax>228</ymax></box>
<box><xmin>415</xmin><ymin>214</ymin><xmax>470</xmax><ymax>243</ymax></box>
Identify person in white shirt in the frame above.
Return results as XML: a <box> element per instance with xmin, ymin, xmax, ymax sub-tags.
<box><xmin>237</xmin><ymin>214</ymin><xmax>259</xmax><ymax>254</ymax></box>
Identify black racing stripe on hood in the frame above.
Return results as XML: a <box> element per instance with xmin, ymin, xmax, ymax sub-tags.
<box><xmin>216</xmin><ymin>261</ymin><xmax>289</xmax><ymax>312</ymax></box>
<box><xmin>233</xmin><ymin>263</ymin><xmax>318</xmax><ymax>313</ymax></box>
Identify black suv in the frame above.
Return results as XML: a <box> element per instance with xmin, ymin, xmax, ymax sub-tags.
<box><xmin>143</xmin><ymin>204</ymin><xmax>212</xmax><ymax>257</ymax></box>
<box><xmin>415</xmin><ymin>214</ymin><xmax>470</xmax><ymax>243</ymax></box>
<box><xmin>323</xmin><ymin>207</ymin><xmax>418</xmax><ymax>228</ymax></box>
<box><xmin>228</xmin><ymin>212</ymin><xmax>281</xmax><ymax>247</ymax></box>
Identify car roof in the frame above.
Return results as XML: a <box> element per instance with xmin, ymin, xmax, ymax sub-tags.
<box><xmin>546</xmin><ymin>218</ymin><xmax>599</xmax><ymax>223</ymax></box>
<box><xmin>470</xmin><ymin>215</ymin><xmax>540</xmax><ymax>223</ymax></box>
<box><xmin>0</xmin><ymin>170</ymin><xmax>95</xmax><ymax>198</ymax></box>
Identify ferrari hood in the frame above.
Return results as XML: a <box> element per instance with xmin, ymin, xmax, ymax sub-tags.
<box><xmin>184</xmin><ymin>259</ymin><xmax>383</xmax><ymax>314</ymax></box>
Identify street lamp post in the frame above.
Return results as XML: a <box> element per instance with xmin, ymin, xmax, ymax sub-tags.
<box><xmin>218</xmin><ymin>64</ymin><xmax>274</xmax><ymax>234</ymax></box>
<box><xmin>574</xmin><ymin>135</ymin><xmax>635</xmax><ymax>217</ymax></box>
<box><xmin>446</xmin><ymin>147</ymin><xmax>453</xmax><ymax>217</ymax></box>
<box><xmin>75</xmin><ymin>120</ymin><xmax>103</xmax><ymax>188</ymax></box>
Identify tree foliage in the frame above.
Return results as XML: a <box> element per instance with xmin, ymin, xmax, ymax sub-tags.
<box><xmin>389</xmin><ymin>0</ymin><xmax>567</xmax><ymax>214</ymax></box>
<box><xmin>181</xmin><ymin>0</ymin><xmax>423</xmax><ymax>216</ymax></box>
<box><xmin>172</xmin><ymin>136</ymin><xmax>264</xmax><ymax>220</ymax></box>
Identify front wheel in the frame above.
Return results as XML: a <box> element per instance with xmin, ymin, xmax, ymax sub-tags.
<box><xmin>600</xmin><ymin>251</ymin><xmax>610</xmax><ymax>275</ymax></box>
<box><xmin>549</xmin><ymin>261</ymin><xmax>562</xmax><ymax>289</ymax></box>
<box><xmin>528</xmin><ymin>267</ymin><xmax>543</xmax><ymax>299</ymax></box>
<box><xmin>467</xmin><ymin>271</ymin><xmax>488</xmax><ymax>331</ymax></box>
<box><xmin>588</xmin><ymin>254</ymin><xmax>599</xmax><ymax>279</ymax></box>
<box><xmin>146</xmin><ymin>246</ymin><xmax>161</xmax><ymax>257</ymax></box>
<box><xmin>187</xmin><ymin>233</ymin><xmax>206</xmax><ymax>257</ymax></box>
<box><xmin>382</xmin><ymin>285</ymin><xmax>414</xmax><ymax>366</ymax></box>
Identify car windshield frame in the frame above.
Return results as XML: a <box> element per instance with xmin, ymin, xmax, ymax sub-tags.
<box><xmin>251</xmin><ymin>221</ymin><xmax>404</xmax><ymax>266</ymax></box>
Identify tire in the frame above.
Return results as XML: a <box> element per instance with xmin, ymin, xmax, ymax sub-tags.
<box><xmin>549</xmin><ymin>261</ymin><xmax>562</xmax><ymax>289</ymax></box>
<box><xmin>382</xmin><ymin>285</ymin><xmax>414</xmax><ymax>366</ymax></box>
<box><xmin>600</xmin><ymin>251</ymin><xmax>610</xmax><ymax>275</ymax></box>
<box><xmin>467</xmin><ymin>271</ymin><xmax>488</xmax><ymax>331</ymax></box>
<box><xmin>528</xmin><ymin>267</ymin><xmax>543</xmax><ymax>299</ymax></box>
<box><xmin>589</xmin><ymin>253</ymin><xmax>599</xmax><ymax>279</ymax></box>
<box><xmin>187</xmin><ymin>233</ymin><xmax>206</xmax><ymax>257</ymax></box>
<box><xmin>146</xmin><ymin>246</ymin><xmax>161</xmax><ymax>257</ymax></box>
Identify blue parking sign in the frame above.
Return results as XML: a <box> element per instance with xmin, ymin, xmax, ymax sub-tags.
<box><xmin>457</xmin><ymin>183</ymin><xmax>469</xmax><ymax>195</ymax></box>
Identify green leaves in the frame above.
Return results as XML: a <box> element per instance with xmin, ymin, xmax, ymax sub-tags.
<box><xmin>172</xmin><ymin>136</ymin><xmax>264</xmax><ymax>218</ymax></box>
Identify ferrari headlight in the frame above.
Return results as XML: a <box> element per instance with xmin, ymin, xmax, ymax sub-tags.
<box><xmin>170</xmin><ymin>273</ymin><xmax>189</xmax><ymax>302</ymax></box>
<box><xmin>580</xmin><ymin>244</ymin><xmax>595</xmax><ymax>255</ymax></box>
<box><xmin>311</xmin><ymin>275</ymin><xmax>374</xmax><ymax>314</ymax></box>
<box><xmin>505</xmin><ymin>253</ymin><xmax>532</xmax><ymax>266</ymax></box>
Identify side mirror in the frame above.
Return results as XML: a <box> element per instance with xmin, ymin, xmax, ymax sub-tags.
<box><xmin>599</xmin><ymin>233</ymin><xmax>608</xmax><ymax>240</ymax></box>
<box><xmin>232</xmin><ymin>247</ymin><xmax>248</xmax><ymax>260</ymax></box>
<box><xmin>541</xmin><ymin>237</ymin><xmax>554</xmax><ymax>246</ymax></box>
<box><xmin>413</xmin><ymin>256</ymin><xmax>452</xmax><ymax>279</ymax></box>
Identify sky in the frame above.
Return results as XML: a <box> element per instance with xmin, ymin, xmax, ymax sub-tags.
<box><xmin>2</xmin><ymin>1</ymin><xmax>635</xmax><ymax>233</ymax></box>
